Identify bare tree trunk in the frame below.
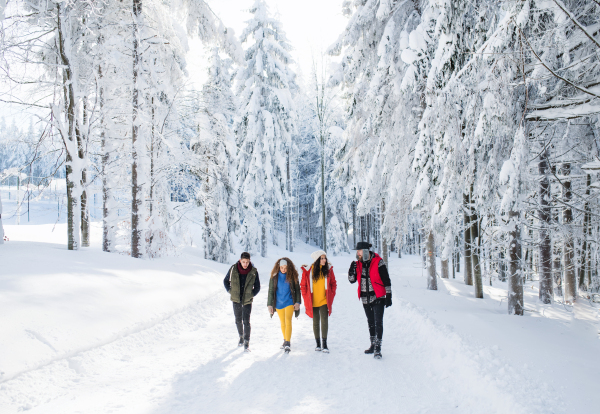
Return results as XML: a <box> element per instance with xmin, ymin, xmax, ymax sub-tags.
<box><xmin>463</xmin><ymin>192</ymin><xmax>473</xmax><ymax>286</ymax></box>
<box><xmin>306</xmin><ymin>185</ymin><xmax>310</xmax><ymax>243</ymax></box>
<box><xmin>0</xmin><ymin>190</ymin><xmax>4</xmax><ymax>244</ymax></box>
<box><xmin>562</xmin><ymin>163</ymin><xmax>576</xmax><ymax>303</ymax></box>
<box><xmin>499</xmin><ymin>250</ymin><xmax>506</xmax><ymax>282</ymax></box>
<box><xmin>579</xmin><ymin>174</ymin><xmax>591</xmax><ymax>291</ymax></box>
<box><xmin>261</xmin><ymin>206</ymin><xmax>267</xmax><ymax>257</ymax></box>
<box><xmin>426</xmin><ymin>230</ymin><xmax>437</xmax><ymax>290</ymax></box>
<box><xmin>441</xmin><ymin>259</ymin><xmax>449</xmax><ymax>279</ymax></box>
<box><xmin>352</xmin><ymin>201</ymin><xmax>356</xmax><ymax>248</ymax></box>
<box><xmin>286</xmin><ymin>149</ymin><xmax>293</xmax><ymax>252</ymax></box>
<box><xmin>57</xmin><ymin>4</ymin><xmax>81</xmax><ymax>251</ymax></box>
<box><xmin>551</xmin><ymin>166</ymin><xmax>563</xmax><ymax>296</ymax></box>
<box><xmin>508</xmin><ymin>210</ymin><xmax>523</xmax><ymax>315</ymax></box>
<box><xmin>80</xmin><ymin>97</ymin><xmax>89</xmax><ymax>248</ymax></box>
<box><xmin>131</xmin><ymin>0</ymin><xmax>143</xmax><ymax>258</ymax></box>
<box><xmin>320</xmin><ymin>140</ymin><xmax>327</xmax><ymax>252</ymax></box>
<box><xmin>100</xmin><ymin>63</ymin><xmax>112</xmax><ymax>253</ymax></box>
<box><xmin>538</xmin><ymin>152</ymin><xmax>552</xmax><ymax>303</ymax></box>
<box><xmin>381</xmin><ymin>199</ymin><xmax>388</xmax><ymax>264</ymax></box>
<box><xmin>471</xmin><ymin>210</ymin><xmax>484</xmax><ymax>298</ymax></box>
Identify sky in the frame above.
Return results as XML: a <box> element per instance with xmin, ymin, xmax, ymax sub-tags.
<box><xmin>186</xmin><ymin>0</ymin><xmax>348</xmax><ymax>88</ymax></box>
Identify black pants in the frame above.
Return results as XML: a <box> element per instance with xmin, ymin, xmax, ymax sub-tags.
<box><xmin>233</xmin><ymin>302</ymin><xmax>252</xmax><ymax>340</ymax></box>
<box><xmin>363</xmin><ymin>298</ymin><xmax>385</xmax><ymax>340</ymax></box>
<box><xmin>312</xmin><ymin>305</ymin><xmax>329</xmax><ymax>339</ymax></box>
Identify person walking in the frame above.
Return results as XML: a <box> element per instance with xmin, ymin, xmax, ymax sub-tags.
<box><xmin>224</xmin><ymin>252</ymin><xmax>260</xmax><ymax>352</ymax></box>
<box><xmin>301</xmin><ymin>250</ymin><xmax>337</xmax><ymax>353</ymax></box>
<box><xmin>348</xmin><ymin>242</ymin><xmax>392</xmax><ymax>359</ymax></box>
<box><xmin>267</xmin><ymin>258</ymin><xmax>301</xmax><ymax>353</ymax></box>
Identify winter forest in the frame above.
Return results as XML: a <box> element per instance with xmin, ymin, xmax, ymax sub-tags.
<box><xmin>1</xmin><ymin>0</ymin><xmax>600</xmax><ymax>412</ymax></box>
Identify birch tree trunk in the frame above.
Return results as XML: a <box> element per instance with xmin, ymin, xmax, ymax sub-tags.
<box><xmin>426</xmin><ymin>230</ymin><xmax>437</xmax><ymax>290</ymax></box>
<box><xmin>508</xmin><ymin>210</ymin><xmax>523</xmax><ymax>315</ymax></box>
<box><xmin>538</xmin><ymin>152</ymin><xmax>552</xmax><ymax>303</ymax></box>
<box><xmin>562</xmin><ymin>163</ymin><xmax>576</xmax><ymax>303</ymax></box>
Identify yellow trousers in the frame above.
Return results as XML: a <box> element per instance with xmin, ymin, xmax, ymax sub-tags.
<box><xmin>276</xmin><ymin>305</ymin><xmax>294</xmax><ymax>341</ymax></box>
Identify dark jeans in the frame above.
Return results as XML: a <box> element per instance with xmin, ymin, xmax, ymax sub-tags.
<box><xmin>233</xmin><ymin>302</ymin><xmax>252</xmax><ymax>340</ymax></box>
<box><xmin>312</xmin><ymin>305</ymin><xmax>329</xmax><ymax>339</ymax></box>
<box><xmin>363</xmin><ymin>298</ymin><xmax>385</xmax><ymax>340</ymax></box>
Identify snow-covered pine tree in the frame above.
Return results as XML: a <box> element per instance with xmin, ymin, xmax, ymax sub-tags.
<box><xmin>328</xmin><ymin>0</ymin><xmax>421</xmax><ymax>257</ymax></box>
<box><xmin>235</xmin><ymin>0</ymin><xmax>297</xmax><ymax>257</ymax></box>
<box><xmin>192</xmin><ymin>48</ymin><xmax>236</xmax><ymax>263</ymax></box>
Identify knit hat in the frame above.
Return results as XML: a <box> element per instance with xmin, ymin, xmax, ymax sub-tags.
<box><xmin>279</xmin><ymin>259</ymin><xmax>288</xmax><ymax>266</ymax></box>
<box><xmin>311</xmin><ymin>250</ymin><xmax>327</xmax><ymax>262</ymax></box>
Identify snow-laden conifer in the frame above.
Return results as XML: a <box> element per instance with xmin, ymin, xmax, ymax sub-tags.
<box><xmin>235</xmin><ymin>0</ymin><xmax>297</xmax><ymax>257</ymax></box>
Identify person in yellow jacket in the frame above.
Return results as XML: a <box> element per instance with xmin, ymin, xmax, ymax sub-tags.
<box><xmin>267</xmin><ymin>258</ymin><xmax>301</xmax><ymax>353</ymax></box>
<box><xmin>301</xmin><ymin>250</ymin><xmax>337</xmax><ymax>353</ymax></box>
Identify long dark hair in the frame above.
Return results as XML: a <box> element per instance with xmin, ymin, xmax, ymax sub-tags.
<box><xmin>311</xmin><ymin>257</ymin><xmax>329</xmax><ymax>281</ymax></box>
<box><xmin>270</xmin><ymin>257</ymin><xmax>299</xmax><ymax>284</ymax></box>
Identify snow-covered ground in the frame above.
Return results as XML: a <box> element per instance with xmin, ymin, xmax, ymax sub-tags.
<box><xmin>1</xmin><ymin>200</ymin><xmax>599</xmax><ymax>413</ymax></box>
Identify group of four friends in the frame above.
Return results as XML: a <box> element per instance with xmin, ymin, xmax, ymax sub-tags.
<box><xmin>223</xmin><ymin>241</ymin><xmax>393</xmax><ymax>359</ymax></box>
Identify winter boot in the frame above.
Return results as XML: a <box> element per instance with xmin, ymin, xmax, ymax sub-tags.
<box><xmin>315</xmin><ymin>338</ymin><xmax>322</xmax><ymax>352</ymax></box>
<box><xmin>238</xmin><ymin>336</ymin><xmax>244</xmax><ymax>347</ymax></box>
<box><xmin>374</xmin><ymin>338</ymin><xmax>382</xmax><ymax>359</ymax></box>
<box><xmin>364</xmin><ymin>336</ymin><xmax>376</xmax><ymax>354</ymax></box>
<box><xmin>280</xmin><ymin>340</ymin><xmax>286</xmax><ymax>349</ymax></box>
<box><xmin>322</xmin><ymin>338</ymin><xmax>329</xmax><ymax>353</ymax></box>
<box><xmin>244</xmin><ymin>339</ymin><xmax>250</xmax><ymax>352</ymax></box>
<box><xmin>284</xmin><ymin>341</ymin><xmax>291</xmax><ymax>354</ymax></box>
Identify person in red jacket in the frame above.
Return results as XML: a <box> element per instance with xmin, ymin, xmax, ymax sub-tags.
<box><xmin>348</xmin><ymin>241</ymin><xmax>392</xmax><ymax>359</ymax></box>
<box><xmin>301</xmin><ymin>250</ymin><xmax>337</xmax><ymax>353</ymax></box>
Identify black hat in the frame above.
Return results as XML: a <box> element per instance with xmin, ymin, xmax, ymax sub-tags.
<box><xmin>354</xmin><ymin>242</ymin><xmax>372</xmax><ymax>250</ymax></box>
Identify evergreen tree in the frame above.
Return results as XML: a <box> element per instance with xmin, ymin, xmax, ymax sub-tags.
<box><xmin>235</xmin><ymin>0</ymin><xmax>297</xmax><ymax>257</ymax></box>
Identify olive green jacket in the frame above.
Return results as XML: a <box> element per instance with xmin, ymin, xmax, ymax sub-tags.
<box><xmin>225</xmin><ymin>264</ymin><xmax>260</xmax><ymax>305</ymax></box>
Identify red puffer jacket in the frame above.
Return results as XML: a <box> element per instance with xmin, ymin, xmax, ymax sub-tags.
<box><xmin>300</xmin><ymin>265</ymin><xmax>337</xmax><ymax>317</ymax></box>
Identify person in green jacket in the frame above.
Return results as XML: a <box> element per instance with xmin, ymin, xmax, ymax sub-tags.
<box><xmin>267</xmin><ymin>257</ymin><xmax>301</xmax><ymax>353</ymax></box>
<box><xmin>224</xmin><ymin>252</ymin><xmax>260</xmax><ymax>352</ymax></box>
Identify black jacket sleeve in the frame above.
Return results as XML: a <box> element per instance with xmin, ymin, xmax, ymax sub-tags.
<box><xmin>224</xmin><ymin>266</ymin><xmax>232</xmax><ymax>293</ymax></box>
<box><xmin>348</xmin><ymin>261</ymin><xmax>358</xmax><ymax>284</ymax></box>
<box><xmin>252</xmin><ymin>271</ymin><xmax>261</xmax><ymax>297</ymax></box>
<box><xmin>378</xmin><ymin>261</ymin><xmax>392</xmax><ymax>294</ymax></box>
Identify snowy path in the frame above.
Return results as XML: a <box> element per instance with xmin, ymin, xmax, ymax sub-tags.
<box><xmin>0</xmin><ymin>248</ymin><xmax>565</xmax><ymax>414</ymax></box>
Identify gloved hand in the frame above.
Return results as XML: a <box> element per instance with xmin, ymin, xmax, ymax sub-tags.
<box><xmin>385</xmin><ymin>293</ymin><xmax>392</xmax><ymax>308</ymax></box>
<box><xmin>349</xmin><ymin>261</ymin><xmax>357</xmax><ymax>274</ymax></box>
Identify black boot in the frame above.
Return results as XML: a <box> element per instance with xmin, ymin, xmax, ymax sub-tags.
<box><xmin>284</xmin><ymin>341</ymin><xmax>291</xmax><ymax>353</ymax></box>
<box><xmin>374</xmin><ymin>338</ymin><xmax>382</xmax><ymax>359</ymax></box>
<box><xmin>238</xmin><ymin>336</ymin><xmax>244</xmax><ymax>347</ymax></box>
<box><xmin>280</xmin><ymin>340</ymin><xmax>285</xmax><ymax>349</ymax></box>
<box><xmin>315</xmin><ymin>338</ymin><xmax>322</xmax><ymax>351</ymax></box>
<box><xmin>364</xmin><ymin>336</ymin><xmax>376</xmax><ymax>354</ymax></box>
<box><xmin>322</xmin><ymin>338</ymin><xmax>329</xmax><ymax>353</ymax></box>
<box><xmin>244</xmin><ymin>339</ymin><xmax>250</xmax><ymax>352</ymax></box>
